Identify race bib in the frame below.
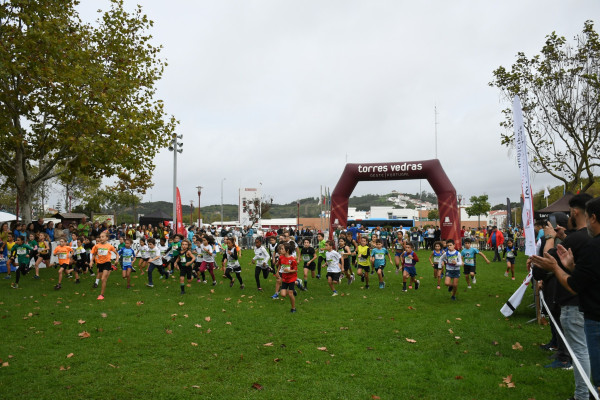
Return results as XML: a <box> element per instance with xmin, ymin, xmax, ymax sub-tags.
<box><xmin>375</xmin><ymin>254</ymin><xmax>384</xmax><ymax>260</ymax></box>
<box><xmin>433</xmin><ymin>256</ymin><xmax>441</xmax><ymax>263</ymax></box>
<box><xmin>359</xmin><ymin>256</ymin><xmax>367</xmax><ymax>262</ymax></box>
<box><xmin>17</xmin><ymin>248</ymin><xmax>26</xmax><ymax>255</ymax></box>
<box><xmin>59</xmin><ymin>253</ymin><xmax>67</xmax><ymax>260</ymax></box>
<box><xmin>181</xmin><ymin>256</ymin><xmax>186</xmax><ymax>263</ymax></box>
<box><xmin>507</xmin><ymin>251</ymin><xmax>514</xmax><ymax>258</ymax></box>
<box><xmin>123</xmin><ymin>256</ymin><xmax>132</xmax><ymax>262</ymax></box>
<box><xmin>465</xmin><ymin>257</ymin><xmax>474</xmax><ymax>264</ymax></box>
<box><xmin>98</xmin><ymin>248</ymin><xmax>109</xmax><ymax>256</ymax></box>
<box><xmin>302</xmin><ymin>255</ymin><xmax>310</xmax><ymax>261</ymax></box>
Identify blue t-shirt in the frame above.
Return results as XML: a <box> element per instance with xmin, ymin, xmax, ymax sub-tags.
<box><xmin>461</xmin><ymin>248</ymin><xmax>479</xmax><ymax>266</ymax></box>
<box><xmin>505</xmin><ymin>246</ymin><xmax>517</xmax><ymax>259</ymax></box>
<box><xmin>371</xmin><ymin>248</ymin><xmax>388</xmax><ymax>268</ymax></box>
<box><xmin>118</xmin><ymin>247</ymin><xmax>136</xmax><ymax>266</ymax></box>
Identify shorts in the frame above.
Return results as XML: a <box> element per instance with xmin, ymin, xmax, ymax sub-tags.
<box><xmin>374</xmin><ymin>264</ymin><xmax>385</xmax><ymax>271</ymax></box>
<box><xmin>200</xmin><ymin>261</ymin><xmax>215</xmax><ymax>272</ymax></box>
<box><xmin>57</xmin><ymin>262</ymin><xmax>71</xmax><ymax>270</ymax></box>
<box><xmin>38</xmin><ymin>253</ymin><xmax>50</xmax><ymax>260</ymax></box>
<box><xmin>403</xmin><ymin>266</ymin><xmax>416</xmax><ymax>277</ymax></box>
<box><xmin>281</xmin><ymin>281</ymin><xmax>296</xmax><ymax>291</ymax></box>
<box><xmin>141</xmin><ymin>258</ymin><xmax>149</xmax><ymax>262</ymax></box>
<box><xmin>122</xmin><ymin>264</ymin><xmax>133</xmax><ymax>271</ymax></box>
<box><xmin>179</xmin><ymin>264</ymin><xmax>192</xmax><ymax>279</ymax></box>
<box><xmin>446</xmin><ymin>269</ymin><xmax>460</xmax><ymax>279</ymax></box>
<box><xmin>97</xmin><ymin>262</ymin><xmax>112</xmax><ymax>272</ymax></box>
<box><xmin>226</xmin><ymin>266</ymin><xmax>242</xmax><ymax>274</ymax></box>
<box><xmin>357</xmin><ymin>264</ymin><xmax>370</xmax><ymax>273</ymax></box>
<box><xmin>506</xmin><ymin>257</ymin><xmax>515</xmax><ymax>265</ymax></box>
<box><xmin>326</xmin><ymin>272</ymin><xmax>341</xmax><ymax>282</ymax></box>
<box><xmin>395</xmin><ymin>252</ymin><xmax>403</xmax><ymax>257</ymax></box>
<box><xmin>304</xmin><ymin>262</ymin><xmax>316</xmax><ymax>271</ymax></box>
<box><xmin>463</xmin><ymin>265</ymin><xmax>476</xmax><ymax>275</ymax></box>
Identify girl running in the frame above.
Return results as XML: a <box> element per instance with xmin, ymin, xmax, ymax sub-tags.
<box><xmin>175</xmin><ymin>239</ymin><xmax>196</xmax><ymax>294</ymax></box>
<box><xmin>429</xmin><ymin>241</ymin><xmax>444</xmax><ymax>289</ymax></box>
<box><xmin>224</xmin><ymin>237</ymin><xmax>244</xmax><ymax>289</ymax></box>
<box><xmin>251</xmin><ymin>237</ymin><xmax>270</xmax><ymax>291</ymax></box>
<box><xmin>199</xmin><ymin>235</ymin><xmax>217</xmax><ymax>286</ymax></box>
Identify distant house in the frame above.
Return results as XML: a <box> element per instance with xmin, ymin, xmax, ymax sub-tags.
<box><xmin>53</xmin><ymin>212</ymin><xmax>88</xmax><ymax>227</ymax></box>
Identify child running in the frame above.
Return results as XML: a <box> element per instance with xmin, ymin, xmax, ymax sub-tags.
<box><xmin>175</xmin><ymin>239</ymin><xmax>196</xmax><ymax>294</ymax></box>
<box><xmin>401</xmin><ymin>243</ymin><xmax>420</xmax><ymax>292</ymax></box>
<box><xmin>325</xmin><ymin>240</ymin><xmax>342</xmax><ymax>296</ymax></box>
<box><xmin>10</xmin><ymin>236</ymin><xmax>35</xmax><ymax>288</ymax></box>
<box><xmin>438</xmin><ymin>239</ymin><xmax>463</xmax><ymax>300</ymax></box>
<box><xmin>199</xmin><ymin>235</ymin><xmax>218</xmax><ymax>286</ymax></box>
<box><xmin>137</xmin><ymin>238</ymin><xmax>149</xmax><ymax>275</ymax></box>
<box><xmin>278</xmin><ymin>242</ymin><xmax>298</xmax><ymax>313</ymax></box>
<box><xmin>504</xmin><ymin>238</ymin><xmax>517</xmax><ymax>280</ymax></box>
<box><xmin>91</xmin><ymin>232</ymin><xmax>118</xmax><ymax>300</ymax></box>
<box><xmin>338</xmin><ymin>237</ymin><xmax>355</xmax><ymax>285</ymax></box>
<box><xmin>118</xmin><ymin>239</ymin><xmax>136</xmax><ymax>289</ymax></box>
<box><xmin>392</xmin><ymin>231</ymin><xmax>405</xmax><ymax>274</ymax></box>
<box><xmin>429</xmin><ymin>241</ymin><xmax>444</xmax><ymax>289</ymax></box>
<box><xmin>355</xmin><ymin>236</ymin><xmax>371</xmax><ymax>289</ymax></box>
<box><xmin>316</xmin><ymin>232</ymin><xmax>326</xmax><ymax>279</ymax></box>
<box><xmin>146</xmin><ymin>238</ymin><xmax>169</xmax><ymax>287</ymax></box>
<box><xmin>4</xmin><ymin>233</ymin><xmax>15</xmax><ymax>279</ymax></box>
<box><xmin>300</xmin><ymin>238</ymin><xmax>317</xmax><ymax>290</ymax></box>
<box><xmin>370</xmin><ymin>239</ymin><xmax>392</xmax><ymax>289</ymax></box>
<box><xmin>251</xmin><ymin>237</ymin><xmax>270</xmax><ymax>291</ymax></box>
<box><xmin>53</xmin><ymin>238</ymin><xmax>76</xmax><ymax>290</ymax></box>
<box><xmin>224</xmin><ymin>237</ymin><xmax>244</xmax><ymax>289</ymax></box>
<box><xmin>461</xmin><ymin>238</ymin><xmax>490</xmax><ymax>288</ymax></box>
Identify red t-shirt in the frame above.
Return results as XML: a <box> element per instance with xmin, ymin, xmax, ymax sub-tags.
<box><xmin>279</xmin><ymin>255</ymin><xmax>298</xmax><ymax>283</ymax></box>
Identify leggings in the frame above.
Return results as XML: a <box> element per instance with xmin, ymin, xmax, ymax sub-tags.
<box><xmin>225</xmin><ymin>270</ymin><xmax>243</xmax><ymax>284</ymax></box>
<box><xmin>255</xmin><ymin>266</ymin><xmax>269</xmax><ymax>289</ymax></box>
<box><xmin>317</xmin><ymin>256</ymin><xmax>325</xmax><ymax>275</ymax></box>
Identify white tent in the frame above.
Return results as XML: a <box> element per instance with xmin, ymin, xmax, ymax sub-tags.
<box><xmin>0</xmin><ymin>211</ymin><xmax>17</xmax><ymax>222</ymax></box>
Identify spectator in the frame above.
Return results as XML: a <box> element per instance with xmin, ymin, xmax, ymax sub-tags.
<box><xmin>488</xmin><ymin>226</ymin><xmax>504</xmax><ymax>262</ymax></box>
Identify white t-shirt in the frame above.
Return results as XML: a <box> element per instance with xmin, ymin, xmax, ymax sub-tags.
<box><xmin>148</xmin><ymin>246</ymin><xmax>162</xmax><ymax>265</ymax></box>
<box><xmin>325</xmin><ymin>250</ymin><xmax>342</xmax><ymax>273</ymax></box>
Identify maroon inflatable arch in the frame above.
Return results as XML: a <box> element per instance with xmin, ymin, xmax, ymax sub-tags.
<box><xmin>329</xmin><ymin>159</ymin><xmax>460</xmax><ymax>246</ymax></box>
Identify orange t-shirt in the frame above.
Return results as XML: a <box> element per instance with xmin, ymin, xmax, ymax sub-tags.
<box><xmin>53</xmin><ymin>245</ymin><xmax>74</xmax><ymax>265</ymax></box>
<box><xmin>91</xmin><ymin>243</ymin><xmax>117</xmax><ymax>264</ymax></box>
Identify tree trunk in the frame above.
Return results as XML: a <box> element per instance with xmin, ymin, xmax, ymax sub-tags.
<box><xmin>14</xmin><ymin>149</ymin><xmax>39</xmax><ymax>223</ymax></box>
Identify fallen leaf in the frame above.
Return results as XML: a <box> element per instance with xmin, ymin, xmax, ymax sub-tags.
<box><xmin>108</xmin><ymin>363</ymin><xmax>117</xmax><ymax>368</ymax></box>
<box><xmin>449</xmin><ymin>329</ymin><xmax>454</xmax><ymax>334</ymax></box>
<box><xmin>78</xmin><ymin>331</ymin><xmax>90</xmax><ymax>339</ymax></box>
<box><xmin>263</xmin><ymin>342</ymin><xmax>273</xmax><ymax>347</ymax></box>
<box><xmin>446</xmin><ymin>319</ymin><xmax>451</xmax><ymax>324</ymax></box>
<box><xmin>366</xmin><ymin>347</ymin><xmax>374</xmax><ymax>350</ymax></box>
<box><xmin>66</xmin><ymin>353</ymin><xmax>74</xmax><ymax>358</ymax></box>
<box><xmin>194</xmin><ymin>324</ymin><xmax>202</xmax><ymax>328</ymax></box>
<box><xmin>252</xmin><ymin>383</ymin><xmax>264</xmax><ymax>390</ymax></box>
<box><xmin>273</xmin><ymin>358</ymin><xmax>281</xmax><ymax>362</ymax></box>
<box><xmin>2</xmin><ymin>362</ymin><xmax>8</xmax><ymax>367</ymax></box>
<box><xmin>405</xmin><ymin>338</ymin><xmax>417</xmax><ymax>343</ymax></box>
<box><xmin>502</xmin><ymin>375</ymin><xmax>513</xmax><ymax>384</ymax></box>
<box><xmin>100</xmin><ymin>313</ymin><xmax>107</xmax><ymax>318</ymax></box>
<box><xmin>178</xmin><ymin>302</ymin><xmax>184</xmax><ymax>306</ymax></box>
<box><xmin>206</xmin><ymin>329</ymin><xmax>211</xmax><ymax>333</ymax></box>
<box><xmin>317</xmin><ymin>347</ymin><xmax>328</xmax><ymax>351</ymax></box>
<box><xmin>204</xmin><ymin>316</ymin><xmax>211</xmax><ymax>322</ymax></box>
<box><xmin>78</xmin><ymin>319</ymin><xmax>86</xmax><ymax>324</ymax></box>
<box><xmin>191</xmin><ymin>342</ymin><xmax>198</xmax><ymax>347</ymax></box>
<box><xmin>507</xmin><ymin>382</ymin><xmax>515</xmax><ymax>388</ymax></box>
<box><xmin>512</xmin><ymin>342</ymin><xmax>523</xmax><ymax>351</ymax></box>
<box><xmin>372</xmin><ymin>396</ymin><xmax>381</xmax><ymax>399</ymax></box>
<box><xmin>492</xmin><ymin>341</ymin><xmax>499</xmax><ymax>346</ymax></box>
<box><xmin>136</xmin><ymin>301</ymin><xmax>144</xmax><ymax>306</ymax></box>
<box><xmin>225</xmin><ymin>322</ymin><xmax>232</xmax><ymax>325</ymax></box>
<box><xmin>455</xmin><ymin>336</ymin><xmax>461</xmax><ymax>340</ymax></box>
<box><xmin>191</xmin><ymin>385</ymin><xmax>200</xmax><ymax>389</ymax></box>
<box><xmin>53</xmin><ymin>321</ymin><xmax>62</xmax><ymax>325</ymax></box>
<box><xmin>476</xmin><ymin>304</ymin><xmax>481</xmax><ymax>307</ymax></box>
<box><xmin>183</xmin><ymin>314</ymin><xmax>188</xmax><ymax>318</ymax></box>
<box><xmin>210</xmin><ymin>289</ymin><xmax>215</xmax><ymax>293</ymax></box>
<box><xmin>225</xmin><ymin>298</ymin><xmax>231</xmax><ymax>301</ymax></box>
<box><xmin>455</xmin><ymin>376</ymin><xmax>463</xmax><ymax>380</ymax></box>
<box><xmin>408</xmin><ymin>306</ymin><xmax>414</xmax><ymax>310</ymax></box>
<box><xmin>165</xmin><ymin>329</ymin><xmax>173</xmax><ymax>335</ymax></box>
<box><xmin>306</xmin><ymin>360</ymin><xmax>311</xmax><ymax>364</ymax></box>
<box><xmin>340</xmin><ymin>327</ymin><xmax>349</xmax><ymax>330</ymax></box>
<box><xmin>59</xmin><ymin>365</ymin><xmax>70</xmax><ymax>371</ymax></box>
<box><xmin>455</xmin><ymin>318</ymin><xmax>462</xmax><ymax>321</ymax></box>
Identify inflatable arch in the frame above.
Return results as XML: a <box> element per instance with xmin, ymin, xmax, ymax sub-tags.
<box><xmin>329</xmin><ymin>159</ymin><xmax>460</xmax><ymax>246</ymax></box>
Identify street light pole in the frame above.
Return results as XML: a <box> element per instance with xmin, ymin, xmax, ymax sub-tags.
<box><xmin>196</xmin><ymin>186</ymin><xmax>203</xmax><ymax>227</ymax></box>
<box><xmin>221</xmin><ymin>178</ymin><xmax>226</xmax><ymax>228</ymax></box>
<box><xmin>169</xmin><ymin>134</ymin><xmax>183</xmax><ymax>234</ymax></box>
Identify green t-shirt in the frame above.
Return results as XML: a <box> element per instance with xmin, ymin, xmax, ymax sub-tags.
<box><xmin>78</xmin><ymin>223</ymin><xmax>90</xmax><ymax>236</ymax></box>
<box><xmin>13</xmin><ymin>243</ymin><xmax>33</xmax><ymax>264</ymax></box>
<box><xmin>318</xmin><ymin>239</ymin><xmax>327</xmax><ymax>257</ymax></box>
<box><xmin>171</xmin><ymin>241</ymin><xmax>181</xmax><ymax>257</ymax></box>
<box><xmin>381</xmin><ymin>231</ymin><xmax>389</xmax><ymax>239</ymax></box>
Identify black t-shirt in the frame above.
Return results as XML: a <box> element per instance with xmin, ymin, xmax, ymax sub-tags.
<box><xmin>567</xmin><ymin>234</ymin><xmax>600</xmax><ymax>321</ymax></box>
<box><xmin>300</xmin><ymin>247</ymin><xmax>315</xmax><ymax>265</ymax></box>
<box><xmin>547</xmin><ymin>228</ymin><xmax>591</xmax><ymax>307</ymax></box>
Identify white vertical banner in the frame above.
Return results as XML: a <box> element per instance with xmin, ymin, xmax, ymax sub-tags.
<box><xmin>513</xmin><ymin>95</ymin><xmax>536</xmax><ymax>256</ymax></box>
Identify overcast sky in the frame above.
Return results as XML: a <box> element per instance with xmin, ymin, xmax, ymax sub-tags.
<box><xmin>77</xmin><ymin>1</ymin><xmax>599</xmax><ymax>208</ymax></box>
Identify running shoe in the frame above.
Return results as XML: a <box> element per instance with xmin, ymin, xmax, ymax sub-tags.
<box><xmin>4</xmin><ymin>275</ymin><xmax>11</xmax><ymax>279</ymax></box>
<box><xmin>467</xmin><ymin>285</ymin><xmax>472</xmax><ymax>289</ymax></box>
<box><xmin>415</xmin><ymin>280</ymin><xmax>420</xmax><ymax>290</ymax></box>
<box><xmin>436</xmin><ymin>285</ymin><xmax>441</xmax><ymax>289</ymax></box>
<box><xmin>472</xmin><ymin>276</ymin><xmax>477</xmax><ymax>284</ymax></box>
<box><xmin>271</xmin><ymin>293</ymin><xmax>279</xmax><ymax>299</ymax></box>
<box><xmin>451</xmin><ymin>295</ymin><xmax>456</xmax><ymax>300</ymax></box>
<box><xmin>240</xmin><ymin>284</ymin><xmax>245</xmax><ymax>289</ymax></box>
<box><xmin>146</xmin><ymin>283</ymin><xmax>154</xmax><ymax>288</ymax></box>
<box><xmin>229</xmin><ymin>280</ymin><xmax>234</xmax><ymax>287</ymax></box>
<box><xmin>331</xmin><ymin>291</ymin><xmax>338</xmax><ymax>296</ymax></box>
<box><xmin>504</xmin><ymin>272</ymin><xmax>509</xmax><ymax>277</ymax></box>
<box><xmin>34</xmin><ymin>275</ymin><xmax>40</xmax><ymax>280</ymax></box>
<box><xmin>97</xmin><ymin>294</ymin><xmax>104</xmax><ymax>300</ymax></box>
<box><xmin>93</xmin><ymin>282</ymin><xmax>98</xmax><ymax>288</ymax></box>
<box><xmin>290</xmin><ymin>308</ymin><xmax>297</xmax><ymax>313</ymax></box>
<box><xmin>54</xmin><ymin>284</ymin><xmax>61</xmax><ymax>290</ymax></box>
<box><xmin>11</xmin><ymin>283</ymin><xmax>18</xmax><ymax>289</ymax></box>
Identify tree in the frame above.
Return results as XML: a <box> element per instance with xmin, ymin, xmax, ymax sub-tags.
<box><xmin>427</xmin><ymin>209</ymin><xmax>439</xmax><ymax>223</ymax></box>
<box><xmin>490</xmin><ymin>20</ymin><xmax>600</xmax><ymax>192</ymax></box>
<box><xmin>0</xmin><ymin>0</ymin><xmax>177</xmax><ymax>222</ymax></box>
<box><xmin>465</xmin><ymin>195</ymin><xmax>491</xmax><ymax>228</ymax></box>
<box><xmin>242</xmin><ymin>195</ymin><xmax>273</xmax><ymax>227</ymax></box>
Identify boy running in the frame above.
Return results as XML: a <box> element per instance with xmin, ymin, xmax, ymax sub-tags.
<box><xmin>325</xmin><ymin>240</ymin><xmax>342</xmax><ymax>296</ymax></box>
<box><xmin>461</xmin><ymin>238</ymin><xmax>490</xmax><ymax>288</ymax></box>
<box><xmin>316</xmin><ymin>232</ymin><xmax>327</xmax><ymax>279</ymax></box>
<box><xmin>370</xmin><ymin>239</ymin><xmax>392</xmax><ymax>289</ymax></box>
<box><xmin>118</xmin><ymin>239</ymin><xmax>136</xmax><ymax>289</ymax></box>
<box><xmin>438</xmin><ymin>239</ymin><xmax>463</xmax><ymax>300</ymax></box>
<box><xmin>53</xmin><ymin>238</ymin><xmax>76</xmax><ymax>290</ymax></box>
<box><xmin>429</xmin><ymin>241</ymin><xmax>444</xmax><ymax>289</ymax></box>
<box><xmin>300</xmin><ymin>238</ymin><xmax>317</xmax><ymax>290</ymax></box>
<box><xmin>278</xmin><ymin>243</ymin><xmax>298</xmax><ymax>312</ymax></box>
<box><xmin>251</xmin><ymin>237</ymin><xmax>270</xmax><ymax>291</ymax></box>
<box><xmin>10</xmin><ymin>236</ymin><xmax>35</xmax><ymax>288</ymax></box>
<box><xmin>504</xmin><ymin>238</ymin><xmax>517</xmax><ymax>280</ymax></box>
<box><xmin>401</xmin><ymin>243</ymin><xmax>420</xmax><ymax>292</ymax></box>
<box><xmin>91</xmin><ymin>232</ymin><xmax>118</xmax><ymax>300</ymax></box>
<box><xmin>355</xmin><ymin>236</ymin><xmax>371</xmax><ymax>288</ymax></box>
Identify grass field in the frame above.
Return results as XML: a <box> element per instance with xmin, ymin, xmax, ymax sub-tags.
<box><xmin>0</xmin><ymin>248</ymin><xmax>575</xmax><ymax>399</ymax></box>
